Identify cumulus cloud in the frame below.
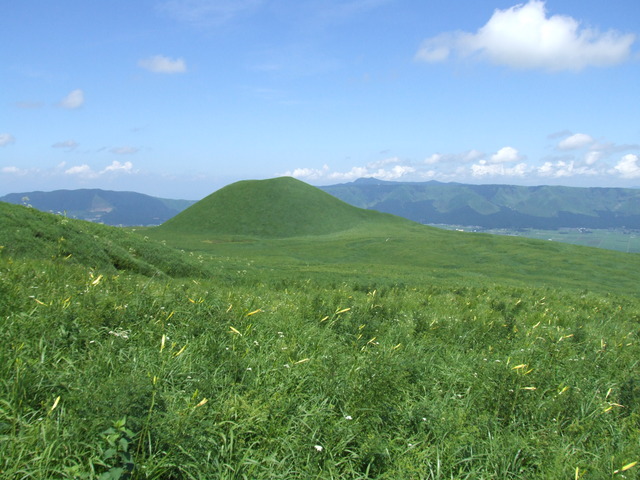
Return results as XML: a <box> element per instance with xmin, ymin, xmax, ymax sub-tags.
<box><xmin>537</xmin><ymin>160</ymin><xmax>597</xmax><ymax>178</ymax></box>
<box><xmin>415</xmin><ymin>0</ymin><xmax>635</xmax><ymax>71</ymax></box>
<box><xmin>65</xmin><ymin>164</ymin><xmax>95</xmax><ymax>178</ymax></box>
<box><xmin>471</xmin><ymin>160</ymin><xmax>528</xmax><ymax>178</ymax></box>
<box><xmin>283</xmin><ymin>157</ymin><xmax>417</xmax><ymax>183</ymax></box>
<box><xmin>612</xmin><ymin>154</ymin><xmax>640</xmax><ymax>179</ymax></box>
<box><xmin>0</xmin><ymin>133</ymin><xmax>16</xmax><ymax>146</ymax></box>
<box><xmin>64</xmin><ymin>161</ymin><xmax>136</xmax><ymax>179</ymax></box>
<box><xmin>282</xmin><ymin>139</ymin><xmax>639</xmax><ymax>185</ymax></box>
<box><xmin>138</xmin><ymin>55</ymin><xmax>187</xmax><ymax>74</ymax></box>
<box><xmin>102</xmin><ymin>160</ymin><xmax>134</xmax><ymax>173</ymax></box>
<box><xmin>59</xmin><ymin>89</ymin><xmax>85</xmax><ymax>109</ymax></box>
<box><xmin>490</xmin><ymin>146</ymin><xmax>521</xmax><ymax>163</ymax></box>
<box><xmin>285</xmin><ymin>165</ymin><xmax>331</xmax><ymax>181</ymax></box>
<box><xmin>374</xmin><ymin>165</ymin><xmax>416</xmax><ymax>180</ymax></box>
<box><xmin>557</xmin><ymin>133</ymin><xmax>594</xmax><ymax>150</ymax></box>
<box><xmin>52</xmin><ymin>140</ymin><xmax>78</xmax><ymax>150</ymax></box>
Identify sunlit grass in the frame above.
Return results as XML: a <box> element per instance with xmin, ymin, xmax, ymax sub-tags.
<box><xmin>1</xmin><ymin>253</ymin><xmax>639</xmax><ymax>478</ymax></box>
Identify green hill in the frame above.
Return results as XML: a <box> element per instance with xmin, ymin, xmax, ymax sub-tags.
<box><xmin>157</xmin><ymin>176</ymin><xmax>414</xmax><ymax>238</ymax></box>
<box><xmin>0</xmin><ymin>201</ymin><xmax>206</xmax><ymax>277</ymax></box>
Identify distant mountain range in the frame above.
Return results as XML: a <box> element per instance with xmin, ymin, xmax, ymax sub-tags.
<box><xmin>320</xmin><ymin>178</ymin><xmax>640</xmax><ymax>229</ymax></box>
<box><xmin>2</xmin><ymin>179</ymin><xmax>640</xmax><ymax>229</ymax></box>
<box><xmin>0</xmin><ymin>189</ymin><xmax>195</xmax><ymax>226</ymax></box>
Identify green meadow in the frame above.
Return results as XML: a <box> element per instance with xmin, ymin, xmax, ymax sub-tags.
<box><xmin>1</xmin><ymin>178</ymin><xmax>639</xmax><ymax>479</ymax></box>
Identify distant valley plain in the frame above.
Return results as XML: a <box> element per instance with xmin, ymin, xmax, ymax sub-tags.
<box><xmin>431</xmin><ymin>225</ymin><xmax>640</xmax><ymax>253</ymax></box>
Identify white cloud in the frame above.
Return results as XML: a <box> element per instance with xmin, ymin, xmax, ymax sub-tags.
<box><xmin>102</xmin><ymin>161</ymin><xmax>134</xmax><ymax>174</ymax></box>
<box><xmin>584</xmin><ymin>150</ymin><xmax>602</xmax><ymax>165</ymax></box>
<box><xmin>367</xmin><ymin>156</ymin><xmax>404</xmax><ymax>169</ymax></box>
<box><xmin>612</xmin><ymin>154</ymin><xmax>640</xmax><ymax>179</ymax></box>
<box><xmin>286</xmin><ymin>165</ymin><xmax>331</xmax><ymax>180</ymax></box>
<box><xmin>138</xmin><ymin>55</ymin><xmax>186</xmax><ymax>74</ymax></box>
<box><xmin>64</xmin><ymin>161</ymin><xmax>135</xmax><ymax>179</ymax></box>
<box><xmin>283</xmin><ymin>158</ymin><xmax>416</xmax><ymax>183</ymax></box>
<box><xmin>0</xmin><ymin>133</ymin><xmax>16</xmax><ymax>146</ymax></box>
<box><xmin>283</xmin><ymin>165</ymin><xmax>363</xmax><ymax>182</ymax></box>
<box><xmin>471</xmin><ymin>160</ymin><xmax>528</xmax><ymax>177</ymax></box>
<box><xmin>415</xmin><ymin>0</ymin><xmax>636</xmax><ymax>71</ymax></box>
<box><xmin>65</xmin><ymin>164</ymin><xmax>96</xmax><ymax>178</ymax></box>
<box><xmin>52</xmin><ymin>140</ymin><xmax>78</xmax><ymax>149</ymax></box>
<box><xmin>110</xmin><ymin>146</ymin><xmax>139</xmax><ymax>155</ymax></box>
<box><xmin>1</xmin><ymin>166</ymin><xmax>29</xmax><ymax>175</ymax></box>
<box><xmin>537</xmin><ymin>160</ymin><xmax>597</xmax><ymax>178</ymax></box>
<box><xmin>557</xmin><ymin>133</ymin><xmax>594</xmax><ymax>150</ymax></box>
<box><xmin>327</xmin><ymin>166</ymin><xmax>371</xmax><ymax>182</ymax></box>
<box><xmin>281</xmin><ymin>141</ymin><xmax>639</xmax><ymax>185</ymax></box>
<box><xmin>371</xmin><ymin>165</ymin><xmax>416</xmax><ymax>180</ymax></box>
<box><xmin>490</xmin><ymin>146</ymin><xmax>521</xmax><ymax>163</ymax></box>
<box><xmin>424</xmin><ymin>153</ymin><xmax>442</xmax><ymax>165</ymax></box>
<box><xmin>59</xmin><ymin>89</ymin><xmax>85</xmax><ymax>109</ymax></box>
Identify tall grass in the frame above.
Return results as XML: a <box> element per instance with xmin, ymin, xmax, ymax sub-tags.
<box><xmin>1</xmin><ymin>251</ymin><xmax>639</xmax><ymax>478</ymax></box>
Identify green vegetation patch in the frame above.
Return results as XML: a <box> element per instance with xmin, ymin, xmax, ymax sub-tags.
<box><xmin>1</xmin><ymin>256</ymin><xmax>639</xmax><ymax>478</ymax></box>
<box><xmin>157</xmin><ymin>177</ymin><xmax>414</xmax><ymax>238</ymax></box>
<box><xmin>0</xmin><ymin>201</ymin><xmax>207</xmax><ymax>277</ymax></box>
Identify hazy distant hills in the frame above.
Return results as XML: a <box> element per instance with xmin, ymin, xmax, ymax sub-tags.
<box><xmin>0</xmin><ymin>189</ymin><xmax>195</xmax><ymax>226</ymax></box>
<box><xmin>3</xmin><ymin>179</ymin><xmax>640</xmax><ymax>229</ymax></box>
<box><xmin>320</xmin><ymin>178</ymin><xmax>640</xmax><ymax>229</ymax></box>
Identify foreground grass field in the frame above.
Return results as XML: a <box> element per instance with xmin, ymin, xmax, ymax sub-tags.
<box><xmin>1</xmin><ymin>254</ymin><xmax>639</xmax><ymax>479</ymax></box>
<box><xmin>2</xmin><ymin>178</ymin><xmax>640</xmax><ymax>479</ymax></box>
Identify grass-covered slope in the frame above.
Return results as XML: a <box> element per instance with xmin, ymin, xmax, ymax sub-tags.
<box><xmin>0</xmin><ymin>201</ymin><xmax>207</xmax><ymax>277</ymax></box>
<box><xmin>157</xmin><ymin>177</ymin><xmax>414</xmax><ymax>238</ymax></box>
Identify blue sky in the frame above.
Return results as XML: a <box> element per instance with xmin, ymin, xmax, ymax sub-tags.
<box><xmin>2</xmin><ymin>0</ymin><xmax>639</xmax><ymax>199</ymax></box>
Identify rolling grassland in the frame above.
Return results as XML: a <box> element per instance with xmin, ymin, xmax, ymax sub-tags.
<box><xmin>1</xmin><ymin>178</ymin><xmax>639</xmax><ymax>478</ymax></box>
